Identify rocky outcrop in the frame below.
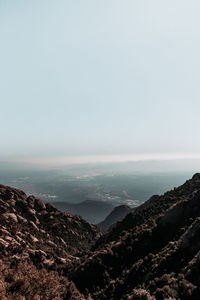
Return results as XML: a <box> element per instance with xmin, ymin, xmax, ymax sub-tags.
<box><xmin>0</xmin><ymin>184</ymin><xmax>101</xmax><ymax>299</ymax></box>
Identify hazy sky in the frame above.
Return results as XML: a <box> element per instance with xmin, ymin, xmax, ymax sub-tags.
<box><xmin>1</xmin><ymin>0</ymin><xmax>200</xmax><ymax>161</ymax></box>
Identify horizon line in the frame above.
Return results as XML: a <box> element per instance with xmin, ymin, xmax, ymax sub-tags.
<box><xmin>3</xmin><ymin>153</ymin><xmax>200</xmax><ymax>166</ymax></box>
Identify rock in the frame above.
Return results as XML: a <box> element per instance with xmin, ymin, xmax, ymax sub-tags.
<box><xmin>29</xmin><ymin>221</ymin><xmax>39</xmax><ymax>231</ymax></box>
<box><xmin>45</xmin><ymin>203</ymin><xmax>57</xmax><ymax>212</ymax></box>
<box><xmin>2</xmin><ymin>213</ymin><xmax>18</xmax><ymax>223</ymax></box>
<box><xmin>35</xmin><ymin>198</ymin><xmax>46</xmax><ymax>210</ymax></box>
<box><xmin>0</xmin><ymin>238</ymin><xmax>9</xmax><ymax>248</ymax></box>
<box><xmin>27</xmin><ymin>196</ymin><xmax>35</xmax><ymax>208</ymax></box>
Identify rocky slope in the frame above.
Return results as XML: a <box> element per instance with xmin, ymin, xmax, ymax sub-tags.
<box><xmin>0</xmin><ymin>184</ymin><xmax>101</xmax><ymax>299</ymax></box>
<box><xmin>97</xmin><ymin>205</ymin><xmax>131</xmax><ymax>230</ymax></box>
<box><xmin>70</xmin><ymin>173</ymin><xmax>200</xmax><ymax>299</ymax></box>
<box><xmin>2</xmin><ymin>174</ymin><xmax>200</xmax><ymax>299</ymax></box>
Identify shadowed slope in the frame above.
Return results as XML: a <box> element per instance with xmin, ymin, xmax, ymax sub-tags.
<box><xmin>70</xmin><ymin>174</ymin><xmax>200</xmax><ymax>299</ymax></box>
<box><xmin>97</xmin><ymin>205</ymin><xmax>131</xmax><ymax>230</ymax></box>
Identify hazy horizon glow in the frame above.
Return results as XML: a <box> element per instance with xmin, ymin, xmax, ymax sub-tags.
<box><xmin>5</xmin><ymin>153</ymin><xmax>200</xmax><ymax>166</ymax></box>
<box><xmin>1</xmin><ymin>1</ymin><xmax>200</xmax><ymax>159</ymax></box>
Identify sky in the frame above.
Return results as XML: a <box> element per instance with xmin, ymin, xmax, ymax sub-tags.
<box><xmin>1</xmin><ymin>0</ymin><xmax>200</xmax><ymax>163</ymax></box>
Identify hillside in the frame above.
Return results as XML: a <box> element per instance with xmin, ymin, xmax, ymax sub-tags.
<box><xmin>0</xmin><ymin>184</ymin><xmax>101</xmax><ymax>299</ymax></box>
<box><xmin>70</xmin><ymin>173</ymin><xmax>200</xmax><ymax>299</ymax></box>
<box><xmin>2</xmin><ymin>174</ymin><xmax>200</xmax><ymax>299</ymax></box>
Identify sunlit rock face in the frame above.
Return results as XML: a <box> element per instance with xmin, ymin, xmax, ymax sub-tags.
<box><xmin>0</xmin><ymin>184</ymin><xmax>101</xmax><ymax>299</ymax></box>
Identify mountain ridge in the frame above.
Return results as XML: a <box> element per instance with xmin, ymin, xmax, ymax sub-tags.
<box><xmin>1</xmin><ymin>174</ymin><xmax>200</xmax><ymax>298</ymax></box>
<box><xmin>70</xmin><ymin>173</ymin><xmax>200</xmax><ymax>299</ymax></box>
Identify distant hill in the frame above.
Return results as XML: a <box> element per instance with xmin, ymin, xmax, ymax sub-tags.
<box><xmin>97</xmin><ymin>204</ymin><xmax>131</xmax><ymax>230</ymax></box>
<box><xmin>52</xmin><ymin>199</ymin><xmax>114</xmax><ymax>224</ymax></box>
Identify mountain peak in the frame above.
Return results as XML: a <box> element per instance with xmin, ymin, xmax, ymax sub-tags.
<box><xmin>192</xmin><ymin>172</ymin><xmax>200</xmax><ymax>181</ymax></box>
<box><xmin>97</xmin><ymin>204</ymin><xmax>131</xmax><ymax>230</ymax></box>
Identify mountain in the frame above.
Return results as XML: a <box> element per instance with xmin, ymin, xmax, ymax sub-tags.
<box><xmin>0</xmin><ymin>184</ymin><xmax>101</xmax><ymax>299</ymax></box>
<box><xmin>52</xmin><ymin>200</ymin><xmax>114</xmax><ymax>224</ymax></box>
<box><xmin>97</xmin><ymin>205</ymin><xmax>132</xmax><ymax>230</ymax></box>
<box><xmin>2</xmin><ymin>174</ymin><xmax>200</xmax><ymax>299</ymax></box>
<box><xmin>69</xmin><ymin>173</ymin><xmax>200</xmax><ymax>299</ymax></box>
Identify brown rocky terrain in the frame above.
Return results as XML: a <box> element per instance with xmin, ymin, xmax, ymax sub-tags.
<box><xmin>70</xmin><ymin>173</ymin><xmax>200</xmax><ymax>299</ymax></box>
<box><xmin>0</xmin><ymin>184</ymin><xmax>101</xmax><ymax>299</ymax></box>
<box><xmin>2</xmin><ymin>174</ymin><xmax>200</xmax><ymax>299</ymax></box>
